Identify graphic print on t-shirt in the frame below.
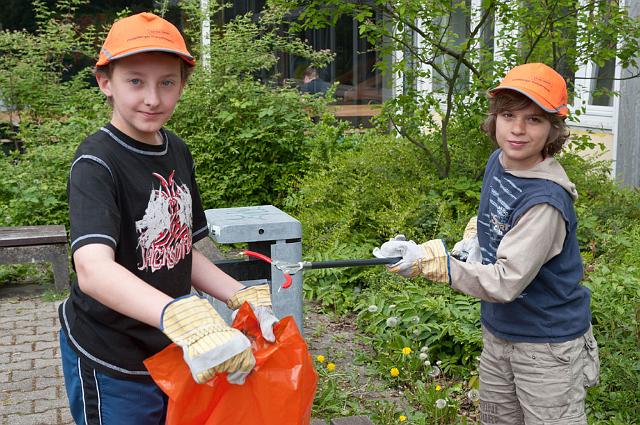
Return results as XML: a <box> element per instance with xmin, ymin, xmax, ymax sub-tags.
<box><xmin>135</xmin><ymin>170</ymin><xmax>193</xmax><ymax>272</ymax></box>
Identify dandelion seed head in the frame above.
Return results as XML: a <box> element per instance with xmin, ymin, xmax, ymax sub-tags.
<box><xmin>420</xmin><ymin>346</ymin><xmax>429</xmax><ymax>353</ymax></box>
<box><xmin>423</xmin><ymin>360</ymin><xmax>431</xmax><ymax>367</ymax></box>
<box><xmin>411</xmin><ymin>315</ymin><xmax>420</xmax><ymax>324</ymax></box>
<box><xmin>412</xmin><ymin>329</ymin><xmax>420</xmax><ymax>336</ymax></box>
<box><xmin>467</xmin><ymin>389</ymin><xmax>480</xmax><ymax>402</ymax></box>
<box><xmin>368</xmin><ymin>305</ymin><xmax>378</xmax><ymax>313</ymax></box>
<box><xmin>428</xmin><ymin>366</ymin><xmax>441</xmax><ymax>378</ymax></box>
<box><xmin>386</xmin><ymin>316</ymin><xmax>399</xmax><ymax>327</ymax></box>
<box><xmin>419</xmin><ymin>352</ymin><xmax>428</xmax><ymax>360</ymax></box>
<box><xmin>436</xmin><ymin>360</ymin><xmax>442</xmax><ymax>366</ymax></box>
<box><xmin>388</xmin><ymin>304</ymin><xmax>396</xmax><ymax>310</ymax></box>
<box><xmin>435</xmin><ymin>398</ymin><xmax>447</xmax><ymax>409</ymax></box>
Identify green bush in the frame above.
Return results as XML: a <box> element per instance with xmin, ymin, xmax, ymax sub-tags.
<box><xmin>0</xmin><ymin>92</ymin><xmax>107</xmax><ymax>227</ymax></box>
<box><xmin>560</xmin><ymin>153</ymin><xmax>640</xmax><ymax>259</ymax></box>
<box><xmin>356</xmin><ymin>276</ymin><xmax>481</xmax><ymax>378</ymax></box>
<box><xmin>582</xmin><ymin>223</ymin><xmax>640</xmax><ymax>423</ymax></box>
<box><xmin>169</xmin><ymin>72</ymin><xmax>319</xmax><ymax>208</ymax></box>
<box><xmin>286</xmin><ymin>131</ymin><xmax>482</xmax><ymax>253</ymax></box>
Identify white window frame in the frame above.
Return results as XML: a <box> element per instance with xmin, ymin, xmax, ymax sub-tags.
<box><xmin>569</xmin><ymin>61</ymin><xmax>617</xmax><ymax>130</ymax></box>
<box><xmin>568</xmin><ymin>0</ymin><xmax>621</xmax><ymax>130</ymax></box>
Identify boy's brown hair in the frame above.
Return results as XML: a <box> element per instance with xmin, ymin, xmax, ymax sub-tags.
<box><xmin>481</xmin><ymin>90</ymin><xmax>570</xmax><ymax>158</ymax></box>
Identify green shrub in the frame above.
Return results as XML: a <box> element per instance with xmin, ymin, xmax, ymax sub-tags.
<box><xmin>0</xmin><ymin>1</ymin><xmax>97</xmax><ymax>123</ymax></box>
<box><xmin>582</xmin><ymin>223</ymin><xmax>640</xmax><ymax>423</ymax></box>
<box><xmin>560</xmin><ymin>152</ymin><xmax>640</xmax><ymax>259</ymax></box>
<box><xmin>286</xmin><ymin>131</ymin><xmax>482</xmax><ymax>253</ymax></box>
<box><xmin>0</xmin><ymin>80</ymin><xmax>108</xmax><ymax>228</ymax></box>
<box><xmin>169</xmin><ymin>72</ymin><xmax>319</xmax><ymax>208</ymax></box>
<box><xmin>356</xmin><ymin>276</ymin><xmax>481</xmax><ymax>379</ymax></box>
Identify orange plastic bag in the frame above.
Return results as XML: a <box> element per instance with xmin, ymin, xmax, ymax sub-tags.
<box><xmin>144</xmin><ymin>303</ymin><xmax>318</xmax><ymax>425</ymax></box>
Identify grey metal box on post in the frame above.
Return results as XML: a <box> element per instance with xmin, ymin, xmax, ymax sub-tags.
<box><xmin>204</xmin><ymin>205</ymin><xmax>304</xmax><ymax>332</ymax></box>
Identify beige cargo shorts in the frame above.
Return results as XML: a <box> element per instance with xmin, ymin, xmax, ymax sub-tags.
<box><xmin>479</xmin><ymin>326</ymin><xmax>600</xmax><ymax>425</ymax></box>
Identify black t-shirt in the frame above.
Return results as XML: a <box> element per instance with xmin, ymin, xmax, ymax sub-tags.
<box><xmin>59</xmin><ymin>124</ymin><xmax>208</xmax><ymax>379</ymax></box>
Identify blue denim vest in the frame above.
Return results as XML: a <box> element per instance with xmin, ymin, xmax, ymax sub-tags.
<box><xmin>477</xmin><ymin>150</ymin><xmax>591</xmax><ymax>342</ymax></box>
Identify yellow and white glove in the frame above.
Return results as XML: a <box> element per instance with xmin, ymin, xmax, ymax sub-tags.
<box><xmin>161</xmin><ymin>295</ymin><xmax>255</xmax><ymax>384</ymax></box>
<box><xmin>373</xmin><ymin>235</ymin><xmax>450</xmax><ymax>282</ymax></box>
<box><xmin>463</xmin><ymin>216</ymin><xmax>477</xmax><ymax>240</ymax></box>
<box><xmin>451</xmin><ymin>216</ymin><xmax>482</xmax><ymax>263</ymax></box>
<box><xmin>227</xmin><ymin>284</ymin><xmax>278</xmax><ymax>343</ymax></box>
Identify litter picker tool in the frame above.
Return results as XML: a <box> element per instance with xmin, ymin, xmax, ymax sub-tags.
<box><xmin>241</xmin><ymin>250</ymin><xmax>402</xmax><ymax>289</ymax></box>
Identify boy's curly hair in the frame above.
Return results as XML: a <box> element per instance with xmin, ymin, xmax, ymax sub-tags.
<box><xmin>481</xmin><ymin>90</ymin><xmax>570</xmax><ymax>157</ymax></box>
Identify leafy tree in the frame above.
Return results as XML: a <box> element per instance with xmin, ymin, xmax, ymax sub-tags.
<box><xmin>271</xmin><ymin>0</ymin><xmax>640</xmax><ymax>177</ymax></box>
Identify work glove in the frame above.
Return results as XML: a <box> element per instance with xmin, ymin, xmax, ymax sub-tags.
<box><xmin>373</xmin><ymin>235</ymin><xmax>425</xmax><ymax>278</ymax></box>
<box><xmin>161</xmin><ymin>295</ymin><xmax>255</xmax><ymax>384</ymax></box>
<box><xmin>451</xmin><ymin>216</ymin><xmax>482</xmax><ymax>263</ymax></box>
<box><xmin>373</xmin><ymin>236</ymin><xmax>451</xmax><ymax>283</ymax></box>
<box><xmin>227</xmin><ymin>284</ymin><xmax>278</xmax><ymax>343</ymax></box>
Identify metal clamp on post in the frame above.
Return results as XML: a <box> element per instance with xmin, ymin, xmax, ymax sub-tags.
<box><xmin>204</xmin><ymin>205</ymin><xmax>303</xmax><ymax>332</ymax></box>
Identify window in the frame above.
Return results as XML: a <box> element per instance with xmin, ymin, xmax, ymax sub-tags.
<box><xmin>282</xmin><ymin>15</ymin><xmax>386</xmax><ymax>105</ymax></box>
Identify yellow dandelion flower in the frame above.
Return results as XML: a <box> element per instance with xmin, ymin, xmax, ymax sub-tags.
<box><xmin>399</xmin><ymin>415</ymin><xmax>407</xmax><ymax>422</ymax></box>
<box><xmin>401</xmin><ymin>347</ymin><xmax>412</xmax><ymax>355</ymax></box>
<box><xmin>435</xmin><ymin>384</ymin><xmax>442</xmax><ymax>391</ymax></box>
<box><xmin>390</xmin><ymin>367</ymin><xmax>400</xmax><ymax>377</ymax></box>
<box><xmin>327</xmin><ymin>362</ymin><xmax>336</xmax><ymax>371</ymax></box>
<box><xmin>316</xmin><ymin>355</ymin><xmax>325</xmax><ymax>363</ymax></box>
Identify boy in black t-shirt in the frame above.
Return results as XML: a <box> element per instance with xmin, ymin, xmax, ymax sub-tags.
<box><xmin>59</xmin><ymin>12</ymin><xmax>277</xmax><ymax>424</ymax></box>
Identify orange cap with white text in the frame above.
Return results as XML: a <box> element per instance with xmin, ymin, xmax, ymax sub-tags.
<box><xmin>97</xmin><ymin>12</ymin><xmax>195</xmax><ymax>66</ymax></box>
<box><xmin>489</xmin><ymin>63</ymin><xmax>568</xmax><ymax>118</ymax></box>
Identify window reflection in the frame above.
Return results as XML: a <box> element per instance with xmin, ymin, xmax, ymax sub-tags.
<box><xmin>589</xmin><ymin>59</ymin><xmax>615</xmax><ymax>107</ymax></box>
<box><xmin>222</xmin><ymin>3</ymin><xmax>386</xmax><ymax>117</ymax></box>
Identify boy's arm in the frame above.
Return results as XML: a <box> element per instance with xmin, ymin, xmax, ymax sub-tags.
<box><xmin>75</xmin><ymin>243</ymin><xmax>256</xmax><ymax>384</ymax></box>
<box><xmin>190</xmin><ymin>249</ymin><xmax>245</xmax><ymax>301</ymax></box>
<box><xmin>73</xmin><ymin>243</ymin><xmax>172</xmax><ymax>328</ymax></box>
<box><xmin>190</xmin><ymin>249</ymin><xmax>278</xmax><ymax>342</ymax></box>
<box><xmin>450</xmin><ymin>204</ymin><xmax>565</xmax><ymax>303</ymax></box>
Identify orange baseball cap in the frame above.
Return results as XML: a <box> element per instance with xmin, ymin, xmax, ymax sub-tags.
<box><xmin>489</xmin><ymin>63</ymin><xmax>568</xmax><ymax>117</ymax></box>
<box><xmin>97</xmin><ymin>12</ymin><xmax>195</xmax><ymax>66</ymax></box>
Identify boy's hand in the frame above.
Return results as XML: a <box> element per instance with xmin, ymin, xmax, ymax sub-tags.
<box><xmin>416</xmin><ymin>239</ymin><xmax>451</xmax><ymax>283</ymax></box>
<box><xmin>373</xmin><ymin>235</ymin><xmax>425</xmax><ymax>277</ymax></box>
<box><xmin>374</xmin><ymin>236</ymin><xmax>451</xmax><ymax>282</ymax></box>
<box><xmin>161</xmin><ymin>295</ymin><xmax>255</xmax><ymax>384</ymax></box>
<box><xmin>462</xmin><ymin>216</ymin><xmax>478</xmax><ymax>240</ymax></box>
<box><xmin>451</xmin><ymin>216</ymin><xmax>482</xmax><ymax>263</ymax></box>
<box><xmin>227</xmin><ymin>284</ymin><xmax>278</xmax><ymax>343</ymax></box>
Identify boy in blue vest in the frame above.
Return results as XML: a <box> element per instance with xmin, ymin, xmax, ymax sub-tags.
<box><xmin>374</xmin><ymin>63</ymin><xmax>600</xmax><ymax>424</ymax></box>
<box><xmin>59</xmin><ymin>12</ymin><xmax>277</xmax><ymax>424</ymax></box>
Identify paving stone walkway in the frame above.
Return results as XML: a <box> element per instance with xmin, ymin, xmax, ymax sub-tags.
<box><xmin>0</xmin><ymin>286</ymin><xmax>73</xmax><ymax>425</ymax></box>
